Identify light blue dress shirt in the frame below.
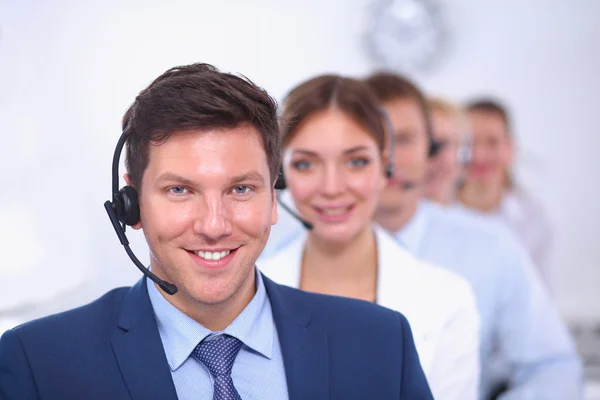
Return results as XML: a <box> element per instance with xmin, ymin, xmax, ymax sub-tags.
<box><xmin>147</xmin><ymin>270</ymin><xmax>289</xmax><ymax>400</ymax></box>
<box><xmin>396</xmin><ymin>200</ymin><xmax>583</xmax><ymax>400</ymax></box>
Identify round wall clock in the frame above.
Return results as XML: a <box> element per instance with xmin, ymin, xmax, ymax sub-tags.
<box><xmin>365</xmin><ymin>0</ymin><xmax>448</xmax><ymax>74</ymax></box>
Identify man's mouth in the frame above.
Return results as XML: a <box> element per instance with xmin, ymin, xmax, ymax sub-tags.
<box><xmin>195</xmin><ymin>250</ymin><xmax>231</xmax><ymax>261</ymax></box>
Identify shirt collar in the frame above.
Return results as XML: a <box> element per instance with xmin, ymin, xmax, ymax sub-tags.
<box><xmin>497</xmin><ymin>190</ymin><xmax>524</xmax><ymax>220</ymax></box>
<box><xmin>395</xmin><ymin>200</ymin><xmax>433</xmax><ymax>253</ymax></box>
<box><xmin>147</xmin><ymin>268</ymin><xmax>274</xmax><ymax>371</ymax></box>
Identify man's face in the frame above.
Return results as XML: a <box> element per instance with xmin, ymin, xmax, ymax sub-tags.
<box><xmin>378</xmin><ymin>98</ymin><xmax>430</xmax><ymax>213</ymax></box>
<box><xmin>466</xmin><ymin>110</ymin><xmax>512</xmax><ymax>185</ymax></box>
<box><xmin>425</xmin><ymin>109</ymin><xmax>462</xmax><ymax>200</ymax></box>
<box><xmin>129</xmin><ymin>125</ymin><xmax>277</xmax><ymax>312</ymax></box>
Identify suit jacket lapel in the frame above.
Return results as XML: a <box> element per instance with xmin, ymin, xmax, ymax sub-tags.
<box><xmin>111</xmin><ymin>278</ymin><xmax>178</xmax><ymax>400</ymax></box>
<box><xmin>263</xmin><ymin>275</ymin><xmax>329</xmax><ymax>400</ymax></box>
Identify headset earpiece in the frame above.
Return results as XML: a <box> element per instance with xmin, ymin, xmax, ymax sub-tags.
<box><xmin>113</xmin><ymin>185</ymin><xmax>140</xmax><ymax>226</ymax></box>
<box><xmin>379</xmin><ymin>106</ymin><xmax>395</xmax><ymax>179</ymax></box>
<box><xmin>457</xmin><ymin>134</ymin><xmax>473</xmax><ymax>166</ymax></box>
<box><xmin>423</xmin><ymin>100</ymin><xmax>447</xmax><ymax>160</ymax></box>
<box><xmin>429</xmin><ymin>139</ymin><xmax>443</xmax><ymax>158</ymax></box>
<box><xmin>274</xmin><ymin>169</ymin><xmax>286</xmax><ymax>190</ymax></box>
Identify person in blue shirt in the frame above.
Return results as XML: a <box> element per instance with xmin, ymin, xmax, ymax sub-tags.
<box><xmin>0</xmin><ymin>63</ymin><xmax>433</xmax><ymax>400</ymax></box>
<box><xmin>365</xmin><ymin>72</ymin><xmax>583</xmax><ymax>400</ymax></box>
<box><xmin>257</xmin><ymin>71</ymin><xmax>585</xmax><ymax>399</ymax></box>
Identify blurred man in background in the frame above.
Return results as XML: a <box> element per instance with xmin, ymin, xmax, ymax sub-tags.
<box><xmin>365</xmin><ymin>72</ymin><xmax>582</xmax><ymax>400</ymax></box>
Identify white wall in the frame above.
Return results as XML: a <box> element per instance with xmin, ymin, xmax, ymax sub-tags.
<box><xmin>0</xmin><ymin>0</ymin><xmax>598</xmax><ymax>325</ymax></box>
<box><xmin>417</xmin><ymin>0</ymin><xmax>600</xmax><ymax>322</ymax></box>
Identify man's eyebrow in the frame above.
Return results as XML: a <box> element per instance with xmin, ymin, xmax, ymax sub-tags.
<box><xmin>229</xmin><ymin>171</ymin><xmax>266</xmax><ymax>185</ymax></box>
<box><xmin>155</xmin><ymin>172</ymin><xmax>196</xmax><ymax>186</ymax></box>
<box><xmin>155</xmin><ymin>171</ymin><xmax>267</xmax><ymax>187</ymax></box>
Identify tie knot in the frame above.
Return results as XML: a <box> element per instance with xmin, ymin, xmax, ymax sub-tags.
<box><xmin>192</xmin><ymin>335</ymin><xmax>243</xmax><ymax>378</ymax></box>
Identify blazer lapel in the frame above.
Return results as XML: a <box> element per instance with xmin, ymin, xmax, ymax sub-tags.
<box><xmin>110</xmin><ymin>278</ymin><xmax>178</xmax><ymax>400</ymax></box>
<box><xmin>263</xmin><ymin>275</ymin><xmax>329</xmax><ymax>400</ymax></box>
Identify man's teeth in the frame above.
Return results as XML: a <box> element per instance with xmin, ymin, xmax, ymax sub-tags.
<box><xmin>196</xmin><ymin>250</ymin><xmax>231</xmax><ymax>260</ymax></box>
<box><xmin>321</xmin><ymin>207</ymin><xmax>348</xmax><ymax>215</ymax></box>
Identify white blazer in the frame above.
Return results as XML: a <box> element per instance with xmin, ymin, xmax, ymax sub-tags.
<box><xmin>258</xmin><ymin>225</ymin><xmax>481</xmax><ymax>400</ymax></box>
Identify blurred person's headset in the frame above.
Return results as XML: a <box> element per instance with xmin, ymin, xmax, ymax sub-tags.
<box><xmin>427</xmin><ymin>97</ymin><xmax>472</xmax><ymax>165</ymax></box>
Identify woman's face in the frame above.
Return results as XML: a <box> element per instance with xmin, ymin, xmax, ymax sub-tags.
<box><xmin>466</xmin><ymin>110</ymin><xmax>513</xmax><ymax>186</ymax></box>
<box><xmin>283</xmin><ymin>108</ymin><xmax>386</xmax><ymax>245</ymax></box>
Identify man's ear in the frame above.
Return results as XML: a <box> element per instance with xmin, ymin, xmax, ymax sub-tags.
<box><xmin>506</xmin><ymin>135</ymin><xmax>515</xmax><ymax>161</ymax></box>
<box><xmin>271</xmin><ymin>187</ymin><xmax>279</xmax><ymax>226</ymax></box>
<box><xmin>124</xmin><ymin>173</ymin><xmax>133</xmax><ymax>187</ymax></box>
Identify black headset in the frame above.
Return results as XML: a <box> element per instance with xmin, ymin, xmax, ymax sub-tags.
<box><xmin>424</xmin><ymin>103</ymin><xmax>444</xmax><ymax>159</ymax></box>
<box><xmin>104</xmin><ymin>126</ymin><xmax>179</xmax><ymax>295</ymax></box>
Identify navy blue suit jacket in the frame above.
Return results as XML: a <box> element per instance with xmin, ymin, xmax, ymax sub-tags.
<box><xmin>0</xmin><ymin>275</ymin><xmax>433</xmax><ymax>399</ymax></box>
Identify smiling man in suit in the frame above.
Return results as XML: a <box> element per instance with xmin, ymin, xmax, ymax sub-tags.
<box><xmin>0</xmin><ymin>63</ymin><xmax>433</xmax><ymax>400</ymax></box>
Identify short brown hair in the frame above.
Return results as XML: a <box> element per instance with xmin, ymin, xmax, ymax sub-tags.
<box><xmin>465</xmin><ymin>98</ymin><xmax>511</xmax><ymax>134</ymax></box>
<box><xmin>281</xmin><ymin>75</ymin><xmax>386</xmax><ymax>153</ymax></box>
<box><xmin>122</xmin><ymin>63</ymin><xmax>281</xmax><ymax>191</ymax></box>
<box><xmin>364</xmin><ymin>71</ymin><xmax>432</xmax><ymax>138</ymax></box>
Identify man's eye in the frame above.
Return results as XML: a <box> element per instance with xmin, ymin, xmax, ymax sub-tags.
<box><xmin>169</xmin><ymin>186</ymin><xmax>188</xmax><ymax>195</ymax></box>
<box><xmin>232</xmin><ymin>186</ymin><xmax>251</xmax><ymax>195</ymax></box>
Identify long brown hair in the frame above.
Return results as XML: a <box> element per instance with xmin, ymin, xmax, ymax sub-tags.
<box><xmin>280</xmin><ymin>74</ymin><xmax>386</xmax><ymax>153</ymax></box>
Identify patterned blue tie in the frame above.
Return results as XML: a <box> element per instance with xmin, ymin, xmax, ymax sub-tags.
<box><xmin>192</xmin><ymin>335</ymin><xmax>243</xmax><ymax>400</ymax></box>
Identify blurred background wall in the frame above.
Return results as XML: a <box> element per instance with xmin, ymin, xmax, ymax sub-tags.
<box><xmin>0</xmin><ymin>0</ymin><xmax>598</xmax><ymax>333</ymax></box>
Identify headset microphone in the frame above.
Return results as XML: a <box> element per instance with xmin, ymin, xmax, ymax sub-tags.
<box><xmin>276</xmin><ymin>190</ymin><xmax>314</xmax><ymax>230</ymax></box>
<box><xmin>274</xmin><ymin>173</ymin><xmax>314</xmax><ymax>230</ymax></box>
<box><xmin>104</xmin><ymin>127</ymin><xmax>178</xmax><ymax>295</ymax></box>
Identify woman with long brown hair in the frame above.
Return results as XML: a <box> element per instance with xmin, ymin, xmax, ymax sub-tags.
<box><xmin>259</xmin><ymin>74</ymin><xmax>481</xmax><ymax>400</ymax></box>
